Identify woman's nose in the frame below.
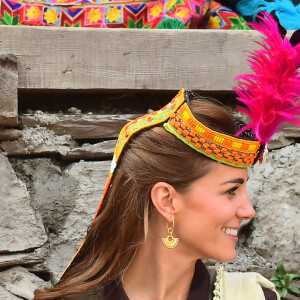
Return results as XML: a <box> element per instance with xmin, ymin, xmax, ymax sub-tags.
<box><xmin>236</xmin><ymin>194</ymin><xmax>256</xmax><ymax>220</ymax></box>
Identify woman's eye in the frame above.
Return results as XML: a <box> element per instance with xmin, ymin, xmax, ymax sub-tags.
<box><xmin>226</xmin><ymin>186</ymin><xmax>239</xmax><ymax>195</ymax></box>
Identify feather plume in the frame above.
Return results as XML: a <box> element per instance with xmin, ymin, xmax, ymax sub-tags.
<box><xmin>234</xmin><ymin>12</ymin><xmax>300</xmax><ymax>144</ymax></box>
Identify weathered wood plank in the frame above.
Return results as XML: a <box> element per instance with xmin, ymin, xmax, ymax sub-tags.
<box><xmin>0</xmin><ymin>140</ymin><xmax>27</xmax><ymax>156</ymax></box>
<box><xmin>0</xmin><ymin>138</ymin><xmax>115</xmax><ymax>160</ymax></box>
<box><xmin>64</xmin><ymin>140</ymin><xmax>115</xmax><ymax>160</ymax></box>
<box><xmin>0</xmin><ymin>26</ymin><xmax>265</xmax><ymax>91</ymax></box>
<box><xmin>20</xmin><ymin>113</ymin><xmax>141</xmax><ymax>139</ymax></box>
<box><xmin>0</xmin><ymin>129</ymin><xmax>22</xmax><ymax>140</ymax></box>
<box><xmin>0</xmin><ymin>54</ymin><xmax>18</xmax><ymax>126</ymax></box>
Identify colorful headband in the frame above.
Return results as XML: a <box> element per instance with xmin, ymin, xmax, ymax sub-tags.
<box><xmin>99</xmin><ymin>88</ymin><xmax>264</xmax><ymax>220</ymax></box>
<box><xmin>61</xmin><ymin>13</ymin><xmax>300</xmax><ymax>278</ymax></box>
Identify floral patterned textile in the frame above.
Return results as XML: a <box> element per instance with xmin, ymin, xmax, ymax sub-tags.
<box><xmin>203</xmin><ymin>1</ymin><xmax>250</xmax><ymax>29</ymax></box>
<box><xmin>0</xmin><ymin>0</ymin><xmax>211</xmax><ymax>27</ymax></box>
<box><xmin>0</xmin><ymin>0</ymin><xmax>250</xmax><ymax>28</ymax></box>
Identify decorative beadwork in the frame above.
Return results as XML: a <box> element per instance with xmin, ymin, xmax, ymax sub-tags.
<box><xmin>213</xmin><ymin>265</ymin><xmax>224</xmax><ymax>300</ymax></box>
<box><xmin>114</xmin><ymin>89</ymin><xmax>185</xmax><ymax>163</ymax></box>
<box><xmin>164</xmin><ymin>102</ymin><xmax>261</xmax><ymax>168</ymax></box>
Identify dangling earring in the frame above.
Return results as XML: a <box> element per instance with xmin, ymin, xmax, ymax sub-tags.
<box><xmin>162</xmin><ymin>218</ymin><xmax>179</xmax><ymax>249</ymax></box>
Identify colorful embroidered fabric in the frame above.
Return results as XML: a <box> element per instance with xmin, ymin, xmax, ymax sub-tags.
<box><xmin>217</xmin><ymin>0</ymin><xmax>300</xmax><ymax>30</ymax></box>
<box><xmin>203</xmin><ymin>1</ymin><xmax>251</xmax><ymax>29</ymax></box>
<box><xmin>164</xmin><ymin>103</ymin><xmax>260</xmax><ymax>167</ymax></box>
<box><xmin>61</xmin><ymin>88</ymin><xmax>263</xmax><ymax>277</ymax></box>
<box><xmin>0</xmin><ymin>0</ymin><xmax>210</xmax><ymax>27</ymax></box>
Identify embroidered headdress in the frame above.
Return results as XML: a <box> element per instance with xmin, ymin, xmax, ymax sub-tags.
<box><xmin>61</xmin><ymin>12</ymin><xmax>300</xmax><ymax>278</ymax></box>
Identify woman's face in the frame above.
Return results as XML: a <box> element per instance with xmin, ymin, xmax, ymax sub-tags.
<box><xmin>175</xmin><ymin>162</ymin><xmax>255</xmax><ymax>262</ymax></box>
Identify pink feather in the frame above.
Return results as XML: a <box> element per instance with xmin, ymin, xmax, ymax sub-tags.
<box><xmin>234</xmin><ymin>12</ymin><xmax>300</xmax><ymax>144</ymax></box>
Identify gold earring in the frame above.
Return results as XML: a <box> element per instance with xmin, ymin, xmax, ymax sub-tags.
<box><xmin>162</xmin><ymin>218</ymin><xmax>179</xmax><ymax>249</ymax></box>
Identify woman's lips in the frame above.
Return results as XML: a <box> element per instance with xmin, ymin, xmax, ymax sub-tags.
<box><xmin>221</xmin><ymin>227</ymin><xmax>239</xmax><ymax>241</ymax></box>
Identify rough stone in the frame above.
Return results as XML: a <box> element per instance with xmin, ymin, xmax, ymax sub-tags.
<box><xmin>30</xmin><ymin>110</ymin><xmax>60</xmax><ymax>125</ymax></box>
<box><xmin>12</xmin><ymin>158</ymin><xmax>111</xmax><ymax>282</ymax></box>
<box><xmin>0</xmin><ymin>127</ymin><xmax>77</xmax><ymax>157</ymax></box>
<box><xmin>0</xmin><ymin>54</ymin><xmax>18</xmax><ymax>127</ymax></box>
<box><xmin>0</xmin><ymin>286</ymin><xmax>22</xmax><ymax>300</ymax></box>
<box><xmin>45</xmin><ymin>160</ymin><xmax>111</xmax><ymax>282</ymax></box>
<box><xmin>11</xmin><ymin>158</ymin><xmax>78</xmax><ymax>237</ymax></box>
<box><xmin>0</xmin><ymin>253</ymin><xmax>43</xmax><ymax>268</ymax></box>
<box><xmin>0</xmin><ymin>266</ymin><xmax>50</xmax><ymax>299</ymax></box>
<box><xmin>267</xmin><ymin>131</ymin><xmax>295</xmax><ymax>150</ymax></box>
<box><xmin>236</xmin><ymin>144</ymin><xmax>300</xmax><ymax>273</ymax></box>
<box><xmin>0</xmin><ymin>152</ymin><xmax>47</xmax><ymax>252</ymax></box>
<box><xmin>281</xmin><ymin>125</ymin><xmax>300</xmax><ymax>139</ymax></box>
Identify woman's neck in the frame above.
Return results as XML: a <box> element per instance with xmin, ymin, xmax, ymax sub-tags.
<box><xmin>122</xmin><ymin>232</ymin><xmax>197</xmax><ymax>300</ymax></box>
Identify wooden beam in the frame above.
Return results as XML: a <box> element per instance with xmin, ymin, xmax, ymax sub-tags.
<box><xmin>0</xmin><ymin>129</ymin><xmax>22</xmax><ymax>140</ymax></box>
<box><xmin>0</xmin><ymin>26</ymin><xmax>264</xmax><ymax>91</ymax></box>
<box><xmin>0</xmin><ymin>139</ymin><xmax>115</xmax><ymax>160</ymax></box>
<box><xmin>20</xmin><ymin>113</ymin><xmax>141</xmax><ymax>139</ymax></box>
<box><xmin>64</xmin><ymin>140</ymin><xmax>115</xmax><ymax>160</ymax></box>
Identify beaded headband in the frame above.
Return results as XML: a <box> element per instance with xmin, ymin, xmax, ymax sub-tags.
<box><xmin>61</xmin><ymin>13</ymin><xmax>300</xmax><ymax>278</ymax></box>
<box><xmin>164</xmin><ymin>98</ymin><xmax>262</xmax><ymax>168</ymax></box>
<box><xmin>99</xmin><ymin>88</ymin><xmax>263</xmax><ymax>219</ymax></box>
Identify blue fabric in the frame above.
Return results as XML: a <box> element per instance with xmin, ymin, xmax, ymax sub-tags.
<box><xmin>236</xmin><ymin>0</ymin><xmax>300</xmax><ymax>30</ymax></box>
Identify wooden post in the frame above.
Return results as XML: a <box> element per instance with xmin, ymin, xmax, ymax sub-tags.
<box><xmin>0</xmin><ymin>54</ymin><xmax>18</xmax><ymax>127</ymax></box>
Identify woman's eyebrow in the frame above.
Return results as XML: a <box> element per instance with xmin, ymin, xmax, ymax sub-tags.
<box><xmin>221</xmin><ymin>178</ymin><xmax>245</xmax><ymax>185</ymax></box>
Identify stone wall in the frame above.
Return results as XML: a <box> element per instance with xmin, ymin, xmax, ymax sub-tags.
<box><xmin>0</xmin><ymin>96</ymin><xmax>300</xmax><ymax>299</ymax></box>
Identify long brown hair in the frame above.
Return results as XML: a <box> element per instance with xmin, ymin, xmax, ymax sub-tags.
<box><xmin>34</xmin><ymin>99</ymin><xmax>237</xmax><ymax>299</ymax></box>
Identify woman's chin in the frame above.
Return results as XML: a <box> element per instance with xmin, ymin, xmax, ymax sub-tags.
<box><xmin>217</xmin><ymin>250</ymin><xmax>237</xmax><ymax>263</ymax></box>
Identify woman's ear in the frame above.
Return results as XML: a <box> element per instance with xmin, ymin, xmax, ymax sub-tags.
<box><xmin>151</xmin><ymin>182</ymin><xmax>178</xmax><ymax>222</ymax></box>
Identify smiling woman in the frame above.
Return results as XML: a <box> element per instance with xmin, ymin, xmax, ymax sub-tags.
<box><xmin>34</xmin><ymin>12</ymin><xmax>300</xmax><ymax>300</ymax></box>
<box><xmin>33</xmin><ymin>89</ymin><xmax>278</xmax><ymax>300</ymax></box>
